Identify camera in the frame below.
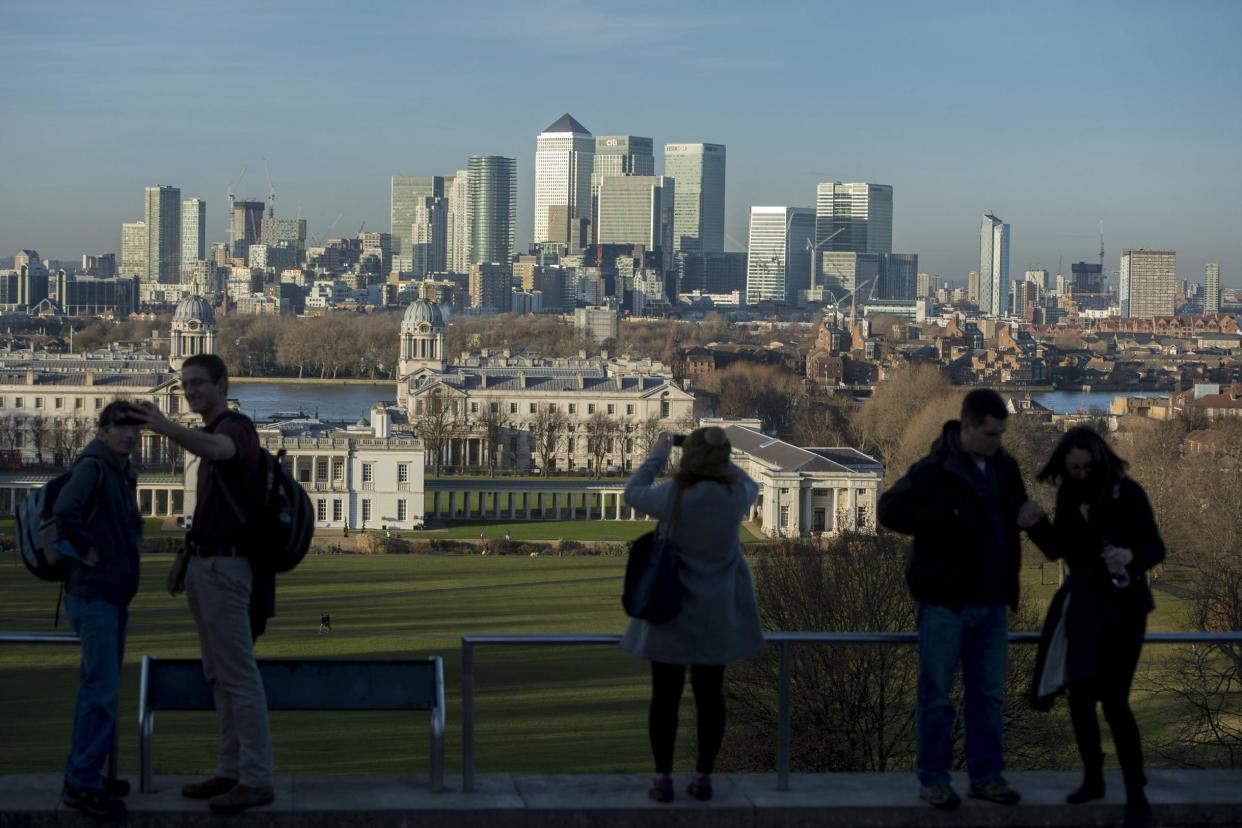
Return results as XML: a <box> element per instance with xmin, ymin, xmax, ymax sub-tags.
<box><xmin>671</xmin><ymin>434</ymin><xmax>687</xmax><ymax>447</ymax></box>
<box><xmin>113</xmin><ymin>404</ymin><xmax>146</xmax><ymax>427</ymax></box>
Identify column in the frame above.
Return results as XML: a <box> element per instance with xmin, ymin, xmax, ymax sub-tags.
<box><xmin>831</xmin><ymin>488</ymin><xmax>840</xmax><ymax>533</ymax></box>
<box><xmin>524</xmin><ymin>493</ymin><xmax>532</xmax><ymax>520</ymax></box>
<box><xmin>849</xmin><ymin>487</ymin><xmax>858</xmax><ymax>530</ymax></box>
<box><xmin>447</xmin><ymin>491</ymin><xmax>456</xmax><ymax>518</ymax></box>
<box><xmin>801</xmin><ymin>486</ymin><xmax>813</xmax><ymax>537</ymax></box>
<box><xmin>509</xmin><ymin>491</ymin><xmax>517</xmax><ymax>520</ymax></box>
<box><xmin>554</xmin><ymin>493</ymin><xmax>562</xmax><ymax>520</ymax></box>
<box><xmin>614</xmin><ymin>494</ymin><xmax>622</xmax><ymax>520</ymax></box>
<box><xmin>494</xmin><ymin>492</ymin><xmax>502</xmax><ymax>519</ymax></box>
<box><xmin>432</xmin><ymin>491</ymin><xmax>440</xmax><ymax>517</ymax></box>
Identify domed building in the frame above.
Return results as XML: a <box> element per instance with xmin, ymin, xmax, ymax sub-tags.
<box><xmin>169</xmin><ymin>295</ymin><xmax>217</xmax><ymax>370</ymax></box>
<box><xmin>399</xmin><ymin>298</ymin><xmax>446</xmax><ymax>376</ymax></box>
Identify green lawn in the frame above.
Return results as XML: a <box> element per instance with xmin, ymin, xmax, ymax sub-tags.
<box><xmin>398</xmin><ymin>520</ymin><xmax>763</xmax><ymax>544</ymax></box>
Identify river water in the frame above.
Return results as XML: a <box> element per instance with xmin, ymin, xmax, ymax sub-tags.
<box><xmin>229</xmin><ymin>381</ymin><xmax>1161</xmax><ymax>422</ymax></box>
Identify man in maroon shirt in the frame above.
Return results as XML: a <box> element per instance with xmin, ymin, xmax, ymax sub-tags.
<box><xmin>133</xmin><ymin>354</ymin><xmax>274</xmax><ymax>815</ymax></box>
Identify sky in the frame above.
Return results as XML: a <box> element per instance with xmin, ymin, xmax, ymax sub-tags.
<box><xmin>2</xmin><ymin>0</ymin><xmax>1240</xmax><ymax>285</ymax></box>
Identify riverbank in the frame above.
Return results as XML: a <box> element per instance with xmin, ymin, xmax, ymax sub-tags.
<box><xmin>231</xmin><ymin>376</ymin><xmax>397</xmax><ymax>385</ymax></box>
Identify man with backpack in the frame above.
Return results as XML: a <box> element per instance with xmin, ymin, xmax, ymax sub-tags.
<box><xmin>132</xmin><ymin>354</ymin><xmax>275</xmax><ymax>815</ymax></box>
<box><xmin>56</xmin><ymin>401</ymin><xmax>144</xmax><ymax>821</ymax></box>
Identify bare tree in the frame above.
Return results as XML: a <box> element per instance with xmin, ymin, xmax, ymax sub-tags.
<box><xmin>634</xmin><ymin>414</ymin><xmax>663</xmax><ymax>457</ymax></box>
<box><xmin>27</xmin><ymin>417</ymin><xmax>48</xmax><ymax>464</ymax></box>
<box><xmin>413</xmin><ymin>386</ymin><xmax>461</xmax><ymax>476</ymax></box>
<box><xmin>585</xmin><ymin>412</ymin><xmax>620</xmax><ymax>476</ymax></box>
<box><xmin>475</xmin><ymin>404</ymin><xmax>512</xmax><ymax>471</ymax></box>
<box><xmin>528</xmin><ymin>406</ymin><xmax>568</xmax><ymax>475</ymax></box>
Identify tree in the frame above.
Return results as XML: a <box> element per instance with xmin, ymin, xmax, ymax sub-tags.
<box><xmin>0</xmin><ymin>414</ymin><xmax>21</xmax><ymax>454</ymax></box>
<box><xmin>710</xmin><ymin>363</ymin><xmax>803</xmax><ymax>435</ymax></box>
<box><xmin>790</xmin><ymin>388</ymin><xmax>855</xmax><ymax>447</ymax></box>
<box><xmin>528</xmin><ymin>406</ymin><xmax>567</xmax><ymax>475</ymax></box>
<box><xmin>854</xmin><ymin>363</ymin><xmax>955</xmax><ymax>468</ymax></box>
<box><xmin>634</xmin><ymin>414</ymin><xmax>664</xmax><ymax>457</ymax></box>
<box><xmin>475</xmin><ymin>404</ymin><xmax>512</xmax><ymax>471</ymax></box>
<box><xmin>585</xmin><ymin>412</ymin><xmax>620</xmax><ymax>476</ymax></box>
<box><xmin>27</xmin><ymin>416</ymin><xmax>48</xmax><ymax>464</ymax></box>
<box><xmin>413</xmin><ymin>386</ymin><xmax>460</xmax><ymax>476</ymax></box>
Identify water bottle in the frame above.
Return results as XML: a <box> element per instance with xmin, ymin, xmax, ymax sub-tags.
<box><xmin>1103</xmin><ymin>541</ymin><xmax>1130</xmax><ymax>589</ymax></box>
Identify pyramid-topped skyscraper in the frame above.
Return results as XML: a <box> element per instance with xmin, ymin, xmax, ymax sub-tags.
<box><xmin>534</xmin><ymin>114</ymin><xmax>593</xmax><ymax>245</ymax></box>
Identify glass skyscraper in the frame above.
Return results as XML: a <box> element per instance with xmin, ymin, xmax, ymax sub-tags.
<box><xmin>978</xmin><ymin>213</ymin><xmax>1010</xmax><ymax>317</ymax></box>
<box><xmin>745</xmin><ymin>206</ymin><xmax>814</xmax><ymax>305</ymax></box>
<box><xmin>181</xmin><ymin>198</ymin><xmax>206</xmax><ymax>277</ymax></box>
<box><xmin>814</xmin><ymin>182</ymin><xmax>893</xmax><ymax>254</ymax></box>
<box><xmin>468</xmin><ymin>155</ymin><xmax>517</xmax><ymax>266</ymax></box>
<box><xmin>144</xmin><ymin>185</ymin><xmax>181</xmax><ymax>284</ymax></box>
<box><xmin>663</xmin><ymin>142</ymin><xmax>726</xmax><ymax>254</ymax></box>
<box><xmin>391</xmin><ymin>176</ymin><xmax>446</xmax><ymax>261</ymax></box>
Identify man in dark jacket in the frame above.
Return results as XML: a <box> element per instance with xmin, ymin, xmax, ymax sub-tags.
<box><xmin>878</xmin><ymin>388</ymin><xmax>1045</xmax><ymax>810</ymax></box>
<box><xmin>56</xmin><ymin>400</ymin><xmax>144</xmax><ymax>821</ymax></box>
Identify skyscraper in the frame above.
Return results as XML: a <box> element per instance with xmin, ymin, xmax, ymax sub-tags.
<box><xmin>534</xmin><ymin>114</ymin><xmax>593</xmax><ymax>245</ymax></box>
<box><xmin>1205</xmin><ymin>262</ymin><xmax>1221</xmax><ymax>314</ymax></box>
<box><xmin>468</xmin><ymin>155</ymin><xmax>517</xmax><ymax>266</ymax></box>
<box><xmin>230</xmin><ymin>200</ymin><xmax>264</xmax><ymax>262</ymax></box>
<box><xmin>814</xmin><ymin>182</ymin><xmax>893</xmax><ymax>255</ymax></box>
<box><xmin>121</xmin><ymin>221</ymin><xmax>147</xmax><ymax>277</ymax></box>
<box><xmin>390</xmin><ymin>176</ymin><xmax>446</xmax><ymax>262</ymax></box>
<box><xmin>181</xmin><ymin>198</ymin><xmax>206</xmax><ymax>278</ymax></box>
<box><xmin>978</xmin><ymin>213</ymin><xmax>1010</xmax><ymax>317</ymax></box>
<box><xmin>144</xmin><ymin>185</ymin><xmax>181</xmax><ymax>283</ymax></box>
<box><xmin>663</xmin><ymin>142</ymin><xmax>726</xmax><ymax>253</ymax></box>
<box><xmin>446</xmin><ymin>170</ymin><xmax>470</xmax><ymax>273</ymax></box>
<box><xmin>745</xmin><ymin>206</ymin><xmax>814</xmax><ymax>305</ymax></box>
<box><xmin>591</xmin><ymin>136</ymin><xmax>654</xmax><ymax>240</ymax></box>
<box><xmin>1120</xmin><ymin>249</ymin><xmax>1177</xmax><ymax>318</ymax></box>
<box><xmin>411</xmin><ymin>198</ymin><xmax>447</xmax><ymax>276</ymax></box>
<box><xmin>595</xmin><ymin>176</ymin><xmax>675</xmax><ymax>271</ymax></box>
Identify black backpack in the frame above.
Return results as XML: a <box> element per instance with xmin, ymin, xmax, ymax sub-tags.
<box><xmin>212</xmin><ymin>445</ymin><xmax>313</xmax><ymax>573</ymax></box>
<box><xmin>15</xmin><ymin>459</ymin><xmax>104</xmax><ymax>582</ymax></box>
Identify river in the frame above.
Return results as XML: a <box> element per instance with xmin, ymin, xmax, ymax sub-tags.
<box><xmin>228</xmin><ymin>381</ymin><xmax>1162</xmax><ymax>422</ymax></box>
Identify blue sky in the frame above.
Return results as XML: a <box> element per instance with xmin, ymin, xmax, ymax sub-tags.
<box><xmin>2</xmin><ymin>0</ymin><xmax>1240</xmax><ymax>285</ymax></box>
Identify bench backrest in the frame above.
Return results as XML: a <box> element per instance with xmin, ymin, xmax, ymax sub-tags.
<box><xmin>142</xmin><ymin>658</ymin><xmax>441</xmax><ymax>711</ymax></box>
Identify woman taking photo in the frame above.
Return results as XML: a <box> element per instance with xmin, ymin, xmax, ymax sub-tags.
<box><xmin>621</xmin><ymin>427</ymin><xmax>765</xmax><ymax>803</ymax></box>
<box><xmin>1029</xmin><ymin>426</ymin><xmax>1165</xmax><ymax>828</ymax></box>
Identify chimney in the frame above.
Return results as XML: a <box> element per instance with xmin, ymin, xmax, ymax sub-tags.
<box><xmin>85</xmin><ymin>372</ymin><xmax>94</xmax><ymax>386</ymax></box>
<box><xmin>577</xmin><ymin>373</ymin><xmax>585</xmax><ymax>389</ymax></box>
<box><xmin>518</xmin><ymin>370</ymin><xmax>526</xmax><ymax>389</ymax></box>
<box><xmin>480</xmin><ymin>373</ymin><xmax>488</xmax><ymax>389</ymax></box>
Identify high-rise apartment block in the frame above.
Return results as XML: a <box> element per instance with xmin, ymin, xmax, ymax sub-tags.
<box><xmin>468</xmin><ymin>262</ymin><xmax>512</xmax><ymax>313</ymax></box>
<box><xmin>181</xmin><ymin>198</ymin><xmax>206</xmax><ymax>279</ymax></box>
<box><xmin>1120</xmin><ymin>249</ymin><xmax>1176</xmax><ymax>318</ymax></box>
<box><xmin>595</xmin><ymin>176</ymin><xmax>675</xmax><ymax>270</ymax></box>
<box><xmin>967</xmin><ymin>270</ymin><xmax>980</xmax><ymax>304</ymax></box>
<box><xmin>745</xmin><ymin>206</ymin><xmax>814</xmax><ymax>305</ymax></box>
<box><xmin>411</xmin><ymin>198</ymin><xmax>447</xmax><ymax>276</ymax></box>
<box><xmin>144</xmin><ymin>185</ymin><xmax>181</xmax><ymax>283</ymax></box>
<box><xmin>663</xmin><ymin>143</ymin><xmax>725</xmax><ymax>254</ymax></box>
<box><xmin>468</xmin><ymin>155</ymin><xmax>517</xmax><ymax>266</ymax></box>
<box><xmin>1205</xmin><ymin>263</ymin><xmax>1221</xmax><ymax>314</ymax></box>
<box><xmin>446</xmin><ymin>170</ymin><xmax>470</xmax><ymax>273</ymax></box>
<box><xmin>390</xmin><ymin>176</ymin><xmax>445</xmax><ymax>262</ymax></box>
<box><xmin>534</xmin><ymin>114</ymin><xmax>593</xmax><ymax>245</ymax></box>
<box><xmin>121</xmin><ymin>221</ymin><xmax>148</xmax><ymax>277</ymax></box>
<box><xmin>978</xmin><ymin>213</ymin><xmax>1010</xmax><ymax>317</ymax></box>
<box><xmin>814</xmin><ymin>182</ymin><xmax>893</xmax><ymax>255</ymax></box>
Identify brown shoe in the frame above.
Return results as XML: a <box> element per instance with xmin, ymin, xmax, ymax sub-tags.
<box><xmin>181</xmin><ymin>776</ymin><xmax>238</xmax><ymax>799</ymax></box>
<box><xmin>209</xmin><ymin>784</ymin><xmax>275</xmax><ymax>815</ymax></box>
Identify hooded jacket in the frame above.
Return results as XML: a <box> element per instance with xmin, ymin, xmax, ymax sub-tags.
<box><xmin>53</xmin><ymin>439</ymin><xmax>143</xmax><ymax>605</ymax></box>
<box><xmin>877</xmin><ymin>420</ymin><xmax>1029</xmax><ymax>610</ymax></box>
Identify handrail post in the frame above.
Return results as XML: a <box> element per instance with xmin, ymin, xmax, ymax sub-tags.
<box><xmin>139</xmin><ymin>655</ymin><xmax>153</xmax><ymax>793</ymax></box>
<box><xmin>777</xmin><ymin>639</ymin><xmax>791</xmax><ymax>792</ymax></box>
<box><xmin>462</xmin><ymin>638</ymin><xmax>476</xmax><ymax>793</ymax></box>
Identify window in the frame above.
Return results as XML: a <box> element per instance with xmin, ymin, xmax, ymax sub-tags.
<box><xmin>568</xmin><ymin>404</ymin><xmax>576</xmax><ymax>414</ymax></box>
<box><xmin>332</xmin><ymin>459</ymin><xmax>344</xmax><ymax>480</ymax></box>
<box><xmin>510</xmin><ymin>402</ymin><xmax>518</xmax><ymax>414</ymax></box>
<box><xmin>333</xmin><ymin>500</ymin><xmax>343</xmax><ymax>522</ymax></box>
<box><xmin>470</xmin><ymin>402</ymin><xmax>478</xmax><ymax>413</ymax></box>
<box><xmin>547</xmin><ymin>403</ymin><xmax>556</xmax><ymax>412</ymax></box>
<box><xmin>779</xmin><ymin>505</ymin><xmax>789</xmax><ymax>527</ymax></box>
<box><xmin>361</xmin><ymin>499</ymin><xmax>372</xmax><ymax>522</ymax></box>
<box><xmin>15</xmin><ymin>398</ymin><xmax>22</xmax><ymax>408</ymax></box>
<box><xmin>0</xmin><ymin>397</ymin><xmax>4</xmax><ymax>408</ymax></box>
<box><xmin>94</xmin><ymin>398</ymin><xmax>102</xmax><ymax>409</ymax></box>
<box><xmin>813</xmin><ymin>488</ymin><xmax>828</xmax><ymax>497</ymax></box>
<box><xmin>35</xmin><ymin>397</ymin><xmax>43</xmax><ymax>409</ymax></box>
<box><xmin>607</xmin><ymin>404</ymin><xmax>615</xmax><ymax>415</ymax></box>
<box><xmin>397</xmin><ymin>463</ymin><xmax>409</xmax><ymax>483</ymax></box>
<box><xmin>626</xmin><ymin>404</ymin><xmax>634</xmax><ymax>415</ymax></box>
<box><xmin>587</xmin><ymin>404</ymin><xmax>596</xmax><ymax>414</ymax></box>
<box><xmin>54</xmin><ymin>397</ymin><xmax>64</xmax><ymax>409</ymax></box>
<box><xmin>529</xmin><ymin>403</ymin><xmax>536</xmax><ymax>414</ymax></box>
<box><xmin>315</xmin><ymin>461</ymin><xmax>328</xmax><ymax>482</ymax></box>
<box><xmin>316</xmin><ymin>499</ymin><xmax>327</xmax><ymax>521</ymax></box>
<box><xmin>490</xmin><ymin>402</ymin><xmax>499</xmax><ymax>414</ymax></box>
<box><xmin>75</xmin><ymin>397</ymin><xmax>83</xmax><ymax>409</ymax></box>
<box><xmin>660</xmin><ymin>396</ymin><xmax>670</xmax><ymax>418</ymax></box>
<box><xmin>397</xmin><ymin>499</ymin><xmax>407</xmax><ymax>521</ymax></box>
<box><xmin>362</xmin><ymin>463</ymin><xmax>374</xmax><ymax>484</ymax></box>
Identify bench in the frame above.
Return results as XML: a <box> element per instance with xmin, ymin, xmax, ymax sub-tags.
<box><xmin>138</xmin><ymin>655</ymin><xmax>444</xmax><ymax>793</ymax></box>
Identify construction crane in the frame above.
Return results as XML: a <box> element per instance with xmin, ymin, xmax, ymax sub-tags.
<box><xmin>226</xmin><ymin>164</ymin><xmax>248</xmax><ymax>253</ymax></box>
<box><xmin>309</xmin><ymin>213</ymin><xmax>344</xmax><ymax>247</ymax></box>
<box><xmin>264</xmin><ymin>158</ymin><xmax>276</xmax><ymax>221</ymax></box>
<box><xmin>357</xmin><ymin>221</ymin><xmax>367</xmax><ymax>236</ymax></box>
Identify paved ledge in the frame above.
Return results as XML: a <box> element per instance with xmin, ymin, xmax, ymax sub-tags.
<box><xmin>2</xmin><ymin>770</ymin><xmax>1240</xmax><ymax>827</ymax></box>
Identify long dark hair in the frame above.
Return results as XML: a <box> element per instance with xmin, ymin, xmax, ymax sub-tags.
<box><xmin>1037</xmin><ymin>425</ymin><xmax>1128</xmax><ymax>499</ymax></box>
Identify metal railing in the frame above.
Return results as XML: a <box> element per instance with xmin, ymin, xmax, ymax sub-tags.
<box><xmin>460</xmin><ymin>630</ymin><xmax>1242</xmax><ymax>794</ymax></box>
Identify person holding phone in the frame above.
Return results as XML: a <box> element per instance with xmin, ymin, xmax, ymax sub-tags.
<box><xmin>1026</xmin><ymin>426</ymin><xmax>1165</xmax><ymax>828</ymax></box>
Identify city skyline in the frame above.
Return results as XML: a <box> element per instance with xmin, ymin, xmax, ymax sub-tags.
<box><xmin>2</xmin><ymin>1</ymin><xmax>1239</xmax><ymax>284</ymax></box>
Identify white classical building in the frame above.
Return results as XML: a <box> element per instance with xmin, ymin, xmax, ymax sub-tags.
<box><xmin>397</xmin><ymin>299</ymin><xmax>694</xmax><ymax>472</ymax></box>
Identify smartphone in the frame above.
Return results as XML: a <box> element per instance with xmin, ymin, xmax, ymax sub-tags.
<box><xmin>672</xmin><ymin>434</ymin><xmax>686</xmax><ymax>447</ymax></box>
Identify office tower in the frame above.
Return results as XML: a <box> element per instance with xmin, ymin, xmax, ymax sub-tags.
<box><xmin>968</xmin><ymin>270</ymin><xmax>980</xmax><ymax>304</ymax></box>
<box><xmin>143</xmin><ymin>185</ymin><xmax>181</xmax><ymax>283</ymax></box>
<box><xmin>1205</xmin><ymin>263</ymin><xmax>1221</xmax><ymax>314</ymax></box>
<box><xmin>1012</xmin><ymin>279</ymin><xmax>1038</xmax><ymax>318</ymax></box>
<box><xmin>676</xmin><ymin>252</ymin><xmax>747</xmax><ymax>294</ymax></box>
<box><xmin>878</xmin><ymin>253</ymin><xmax>919</xmax><ymax>300</ymax></box>
<box><xmin>591</xmin><ymin>136</ymin><xmax>654</xmax><ymax>240</ymax></box>
<box><xmin>181</xmin><ymin>198</ymin><xmax>206</xmax><ymax>278</ymax></box>
<box><xmin>359</xmin><ymin>232</ymin><xmax>394</xmax><ymax>277</ymax></box>
<box><xmin>663</xmin><ymin>142</ymin><xmax>726</xmax><ymax>253</ymax></box>
<box><xmin>978</xmin><ymin>213</ymin><xmax>1010</xmax><ymax>317</ymax></box>
<box><xmin>390</xmin><ymin>176</ymin><xmax>446</xmax><ymax>261</ymax></box>
<box><xmin>411</xmin><ymin>198</ymin><xmax>447</xmax><ymax>275</ymax></box>
<box><xmin>814</xmin><ymin>182</ymin><xmax>894</xmax><ymax>255</ymax></box>
<box><xmin>745</xmin><ymin>207</ymin><xmax>814</xmax><ymax>305</ymax></box>
<box><xmin>230</xmin><ymin>200</ymin><xmax>264</xmax><ymax>261</ymax></box>
<box><xmin>917</xmin><ymin>272</ymin><xmax>932</xmax><ymax>298</ymax></box>
<box><xmin>1120</xmin><ymin>249</ymin><xmax>1176</xmax><ymax>318</ymax></box>
<box><xmin>1071</xmin><ymin>261</ymin><xmax>1105</xmax><ymax>293</ymax></box>
<box><xmin>596</xmin><ymin>176</ymin><xmax>675</xmax><ymax>270</ymax></box>
<box><xmin>446</xmin><ymin>170</ymin><xmax>470</xmax><ymax>273</ymax></box>
<box><xmin>121</xmin><ymin>221</ymin><xmax>147</xmax><ymax>277</ymax></box>
<box><xmin>468</xmin><ymin>155</ymin><xmax>517</xmax><ymax>266</ymax></box>
<box><xmin>82</xmin><ymin>254</ymin><xmax>116</xmax><ymax>277</ymax></box>
<box><xmin>1025</xmin><ymin>269</ymin><xmax>1049</xmax><ymax>292</ymax></box>
<box><xmin>534</xmin><ymin>114</ymin><xmax>593</xmax><ymax>244</ymax></box>
<box><xmin>546</xmin><ymin>206</ymin><xmax>590</xmax><ymax>252</ymax></box>
<box><xmin>821</xmin><ymin>252</ymin><xmax>880</xmax><ymax>299</ymax></box>
<box><xmin>468</xmin><ymin>262</ymin><xmax>511</xmax><ymax>312</ymax></box>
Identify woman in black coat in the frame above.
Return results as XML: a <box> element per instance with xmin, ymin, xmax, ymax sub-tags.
<box><xmin>1028</xmin><ymin>426</ymin><xmax>1164</xmax><ymax>828</ymax></box>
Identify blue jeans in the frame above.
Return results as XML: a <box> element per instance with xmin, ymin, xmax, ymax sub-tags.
<box><xmin>916</xmin><ymin>602</ymin><xmax>1007</xmax><ymax>787</ymax></box>
<box><xmin>64</xmin><ymin>594</ymin><xmax>128</xmax><ymax>790</ymax></box>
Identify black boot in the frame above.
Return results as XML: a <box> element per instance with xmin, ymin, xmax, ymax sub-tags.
<box><xmin>1066</xmin><ymin>765</ymin><xmax>1105</xmax><ymax>804</ymax></box>
<box><xmin>1124</xmin><ymin>791</ymin><xmax>1152</xmax><ymax>828</ymax></box>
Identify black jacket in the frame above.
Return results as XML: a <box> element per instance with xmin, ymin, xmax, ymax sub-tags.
<box><xmin>1027</xmin><ymin>476</ymin><xmax>1164</xmax><ymax>689</ymax></box>
<box><xmin>54</xmin><ymin>440</ymin><xmax>143</xmax><ymax>605</ymax></box>
<box><xmin>877</xmin><ymin>420</ymin><xmax>1029</xmax><ymax>610</ymax></box>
